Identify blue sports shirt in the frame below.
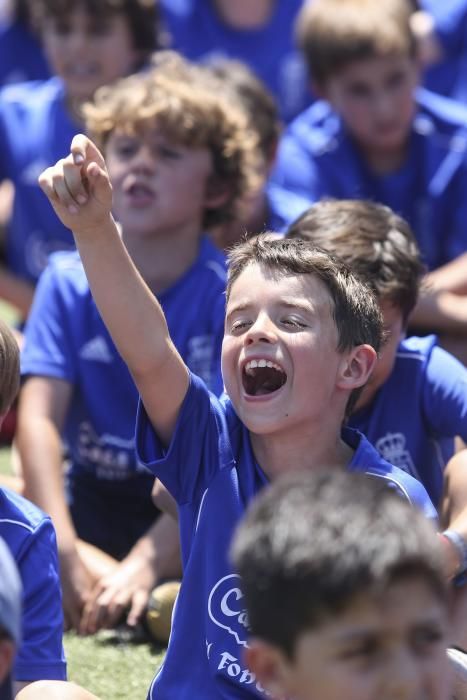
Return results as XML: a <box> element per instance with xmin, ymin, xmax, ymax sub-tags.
<box><xmin>350</xmin><ymin>335</ymin><xmax>467</xmax><ymax>509</ymax></box>
<box><xmin>0</xmin><ymin>78</ymin><xmax>78</xmax><ymax>284</ymax></box>
<box><xmin>269</xmin><ymin>88</ymin><xmax>467</xmax><ymax>270</ymax></box>
<box><xmin>136</xmin><ymin>372</ymin><xmax>436</xmax><ymax>699</ymax></box>
<box><xmin>159</xmin><ymin>0</ymin><xmax>310</xmax><ymax>123</ymax></box>
<box><xmin>0</xmin><ymin>488</ymin><xmax>66</xmax><ymax>683</ymax></box>
<box><xmin>21</xmin><ymin>238</ymin><xmax>226</xmax><ymax>494</ymax></box>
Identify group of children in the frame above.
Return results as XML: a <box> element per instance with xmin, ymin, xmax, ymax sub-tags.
<box><xmin>1</xmin><ymin>0</ymin><xmax>467</xmax><ymax>698</ymax></box>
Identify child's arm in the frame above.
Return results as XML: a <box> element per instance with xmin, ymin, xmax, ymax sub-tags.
<box><xmin>38</xmin><ymin>135</ymin><xmax>189</xmax><ymax>445</ymax></box>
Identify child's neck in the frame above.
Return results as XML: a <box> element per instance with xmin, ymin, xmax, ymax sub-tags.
<box><xmin>122</xmin><ymin>225</ymin><xmax>201</xmax><ymax>295</ymax></box>
<box><xmin>250</xmin><ymin>420</ymin><xmax>354</xmax><ymax>481</ymax></box>
<box><xmin>213</xmin><ymin>0</ymin><xmax>275</xmax><ymax>28</ymax></box>
<box><xmin>360</xmin><ymin>142</ymin><xmax>409</xmax><ymax>176</ymax></box>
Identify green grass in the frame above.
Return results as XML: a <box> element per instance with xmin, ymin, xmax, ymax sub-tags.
<box><xmin>0</xmin><ymin>447</ymin><xmax>166</xmax><ymax>698</ymax></box>
<box><xmin>65</xmin><ymin>631</ymin><xmax>165</xmax><ymax>699</ymax></box>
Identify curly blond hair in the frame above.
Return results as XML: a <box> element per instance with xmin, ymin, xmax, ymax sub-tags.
<box><xmin>83</xmin><ymin>52</ymin><xmax>261</xmax><ymax>228</ymax></box>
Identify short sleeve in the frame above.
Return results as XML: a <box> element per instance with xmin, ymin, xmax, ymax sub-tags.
<box><xmin>21</xmin><ymin>262</ymin><xmax>77</xmax><ymax>382</ymax></box>
<box><xmin>136</xmin><ymin>372</ymin><xmax>234</xmax><ymax>505</ymax></box>
<box><xmin>14</xmin><ymin>518</ymin><xmax>66</xmax><ymax>681</ymax></box>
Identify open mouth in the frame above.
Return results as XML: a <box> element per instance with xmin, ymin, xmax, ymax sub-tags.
<box><xmin>242</xmin><ymin>359</ymin><xmax>287</xmax><ymax>397</ymax></box>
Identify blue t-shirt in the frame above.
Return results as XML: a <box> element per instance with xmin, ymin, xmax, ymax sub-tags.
<box><xmin>136</xmin><ymin>372</ymin><xmax>436</xmax><ymax>699</ymax></box>
<box><xmin>0</xmin><ymin>20</ymin><xmax>50</xmax><ymax>87</ymax></box>
<box><xmin>21</xmin><ymin>238</ymin><xmax>226</xmax><ymax>510</ymax></box>
<box><xmin>420</xmin><ymin>0</ymin><xmax>467</xmax><ymax>105</ymax></box>
<box><xmin>269</xmin><ymin>89</ymin><xmax>467</xmax><ymax>270</ymax></box>
<box><xmin>0</xmin><ymin>488</ymin><xmax>66</xmax><ymax>683</ymax></box>
<box><xmin>349</xmin><ymin>336</ymin><xmax>467</xmax><ymax>509</ymax></box>
<box><xmin>159</xmin><ymin>0</ymin><xmax>311</xmax><ymax>123</ymax></box>
<box><xmin>0</xmin><ymin>77</ymin><xmax>78</xmax><ymax>284</ymax></box>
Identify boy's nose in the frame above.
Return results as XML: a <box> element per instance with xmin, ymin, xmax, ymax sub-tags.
<box><xmin>382</xmin><ymin>650</ymin><xmax>423</xmax><ymax>700</ymax></box>
<box><xmin>244</xmin><ymin>314</ymin><xmax>277</xmax><ymax>345</ymax></box>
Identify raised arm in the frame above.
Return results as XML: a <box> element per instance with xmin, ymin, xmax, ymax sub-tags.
<box><xmin>38</xmin><ymin>135</ymin><xmax>189</xmax><ymax>444</ymax></box>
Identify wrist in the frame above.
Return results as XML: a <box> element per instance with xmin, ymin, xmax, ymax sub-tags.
<box><xmin>439</xmin><ymin>530</ymin><xmax>467</xmax><ymax>578</ymax></box>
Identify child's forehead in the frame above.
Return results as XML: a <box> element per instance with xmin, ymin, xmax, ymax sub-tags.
<box><xmin>227</xmin><ymin>263</ymin><xmax>332</xmax><ymax>309</ymax></box>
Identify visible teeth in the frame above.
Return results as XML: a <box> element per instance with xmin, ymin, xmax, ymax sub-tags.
<box><xmin>244</xmin><ymin>359</ymin><xmax>284</xmax><ymax>374</ymax></box>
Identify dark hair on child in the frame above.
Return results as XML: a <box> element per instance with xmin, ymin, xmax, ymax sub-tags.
<box><xmin>296</xmin><ymin>0</ymin><xmax>416</xmax><ymax>87</ymax></box>
<box><xmin>0</xmin><ymin>321</ymin><xmax>19</xmax><ymax>416</ymax></box>
<box><xmin>287</xmin><ymin>199</ymin><xmax>425</xmax><ymax>324</ymax></box>
<box><xmin>33</xmin><ymin>0</ymin><xmax>159</xmax><ymax>58</ymax></box>
<box><xmin>231</xmin><ymin>469</ymin><xmax>446</xmax><ymax>658</ymax></box>
<box><xmin>206</xmin><ymin>58</ymin><xmax>282</xmax><ymax>166</ymax></box>
<box><xmin>227</xmin><ymin>235</ymin><xmax>383</xmax><ymax>354</ymax></box>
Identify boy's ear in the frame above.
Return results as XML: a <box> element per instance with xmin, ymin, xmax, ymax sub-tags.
<box><xmin>337</xmin><ymin>344</ymin><xmax>377</xmax><ymax>391</ymax></box>
<box><xmin>244</xmin><ymin>639</ymin><xmax>292</xmax><ymax>700</ymax></box>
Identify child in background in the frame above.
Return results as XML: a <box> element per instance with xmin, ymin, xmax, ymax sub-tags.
<box><xmin>159</xmin><ymin>0</ymin><xmax>310</xmax><ymax>123</ymax></box>
<box><xmin>270</xmin><ymin>0</ymin><xmax>467</xmax><ymax>363</ymax></box>
<box><xmin>206</xmin><ymin>58</ymin><xmax>282</xmax><ymax>250</ymax></box>
<box><xmin>0</xmin><ymin>0</ymin><xmax>159</xmax><ymax>322</ymax></box>
<box><xmin>18</xmin><ymin>52</ymin><xmax>258</xmax><ymax>636</ymax></box>
<box><xmin>0</xmin><ymin>320</ymin><xmax>66</xmax><ymax>694</ymax></box>
<box><xmin>231</xmin><ymin>469</ymin><xmax>452</xmax><ymax>700</ymax></box>
<box><xmin>287</xmin><ymin>200</ymin><xmax>467</xmax><ymax>517</ymax></box>
<box><xmin>0</xmin><ymin>1</ymin><xmax>50</xmax><ymax>86</ymax></box>
<box><xmin>37</xmin><ymin>122</ymin><xmax>436</xmax><ymax>696</ymax></box>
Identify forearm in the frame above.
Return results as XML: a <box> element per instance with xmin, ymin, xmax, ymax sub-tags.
<box><xmin>123</xmin><ymin>511</ymin><xmax>181</xmax><ymax>582</ymax></box>
<box><xmin>17</xmin><ymin>416</ymin><xmax>77</xmax><ymax>555</ymax></box>
<box><xmin>409</xmin><ymin>289</ymin><xmax>467</xmax><ymax>335</ymax></box>
<box><xmin>72</xmin><ymin>216</ymin><xmax>172</xmax><ymax>378</ymax></box>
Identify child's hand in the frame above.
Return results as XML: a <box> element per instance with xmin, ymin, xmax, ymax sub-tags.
<box><xmin>38</xmin><ymin>134</ymin><xmax>113</xmax><ymax>236</ymax></box>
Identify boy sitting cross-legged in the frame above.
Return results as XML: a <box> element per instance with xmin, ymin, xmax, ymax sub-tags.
<box><xmin>231</xmin><ymin>469</ymin><xmax>452</xmax><ymax>700</ymax></box>
<box><xmin>18</xmin><ymin>51</ymin><xmax>259</xmax><ymax>635</ymax></box>
<box><xmin>38</xmin><ymin>137</ymin><xmax>436</xmax><ymax>697</ymax></box>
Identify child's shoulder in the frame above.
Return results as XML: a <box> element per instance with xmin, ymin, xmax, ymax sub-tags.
<box><xmin>38</xmin><ymin>250</ymin><xmax>90</xmax><ymax>300</ymax></box>
<box><xmin>0</xmin><ymin>486</ymin><xmax>50</xmax><ymax>537</ymax></box>
<box><xmin>415</xmin><ymin>88</ymin><xmax>467</xmax><ymax>137</ymax></box>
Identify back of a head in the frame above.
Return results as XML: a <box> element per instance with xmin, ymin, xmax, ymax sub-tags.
<box><xmin>296</xmin><ymin>0</ymin><xmax>416</xmax><ymax>87</ymax></box>
<box><xmin>83</xmin><ymin>51</ymin><xmax>261</xmax><ymax>229</ymax></box>
<box><xmin>32</xmin><ymin>0</ymin><xmax>160</xmax><ymax>58</ymax></box>
<box><xmin>231</xmin><ymin>470</ymin><xmax>445</xmax><ymax>658</ymax></box>
<box><xmin>0</xmin><ymin>321</ymin><xmax>19</xmax><ymax>418</ymax></box>
<box><xmin>286</xmin><ymin>199</ymin><xmax>425</xmax><ymax>322</ymax></box>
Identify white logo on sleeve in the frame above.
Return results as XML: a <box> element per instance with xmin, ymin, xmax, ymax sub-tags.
<box><xmin>208</xmin><ymin>574</ymin><xmax>250</xmax><ymax>647</ymax></box>
<box><xmin>80</xmin><ymin>336</ymin><xmax>113</xmax><ymax>363</ymax></box>
<box><xmin>376</xmin><ymin>432</ymin><xmax>418</xmax><ymax>478</ymax></box>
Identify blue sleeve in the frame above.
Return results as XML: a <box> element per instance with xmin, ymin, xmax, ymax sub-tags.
<box><xmin>0</xmin><ymin>92</ymin><xmax>13</xmax><ymax>183</ymax></box>
<box><xmin>14</xmin><ymin>519</ymin><xmax>66</xmax><ymax>681</ymax></box>
<box><xmin>21</xmin><ymin>264</ymin><xmax>77</xmax><ymax>382</ymax></box>
<box><xmin>208</xmin><ymin>293</ymin><xmax>225</xmax><ymax>397</ymax></box>
<box><xmin>423</xmin><ymin>345</ymin><xmax>467</xmax><ymax>440</ymax></box>
<box><xmin>136</xmin><ymin>372</ymin><xmax>234</xmax><ymax>505</ymax></box>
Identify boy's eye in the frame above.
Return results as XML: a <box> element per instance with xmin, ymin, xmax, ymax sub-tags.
<box><xmin>281</xmin><ymin>317</ymin><xmax>306</xmax><ymax>329</ymax></box>
<box><xmin>114</xmin><ymin>140</ymin><xmax>140</xmax><ymax>159</ymax></box>
<box><xmin>157</xmin><ymin>145</ymin><xmax>182</xmax><ymax>160</ymax></box>
<box><xmin>411</xmin><ymin>625</ymin><xmax>444</xmax><ymax>654</ymax></box>
<box><xmin>230</xmin><ymin>320</ymin><xmax>251</xmax><ymax>333</ymax></box>
<box><xmin>386</xmin><ymin>71</ymin><xmax>406</xmax><ymax>91</ymax></box>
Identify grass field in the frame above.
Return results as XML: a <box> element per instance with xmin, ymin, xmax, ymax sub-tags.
<box><xmin>0</xmin><ymin>447</ymin><xmax>166</xmax><ymax>699</ymax></box>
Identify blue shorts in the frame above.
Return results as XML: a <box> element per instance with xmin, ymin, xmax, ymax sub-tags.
<box><xmin>66</xmin><ymin>471</ymin><xmax>159</xmax><ymax>560</ymax></box>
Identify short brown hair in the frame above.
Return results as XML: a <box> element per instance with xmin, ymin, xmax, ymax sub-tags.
<box><xmin>227</xmin><ymin>235</ymin><xmax>383</xmax><ymax>354</ymax></box>
<box><xmin>296</xmin><ymin>0</ymin><xmax>416</xmax><ymax>87</ymax></box>
<box><xmin>286</xmin><ymin>199</ymin><xmax>425</xmax><ymax>323</ymax></box>
<box><xmin>0</xmin><ymin>321</ymin><xmax>19</xmax><ymax>415</ymax></box>
<box><xmin>83</xmin><ymin>51</ymin><xmax>261</xmax><ymax>229</ymax></box>
<box><xmin>33</xmin><ymin>0</ymin><xmax>159</xmax><ymax>58</ymax></box>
